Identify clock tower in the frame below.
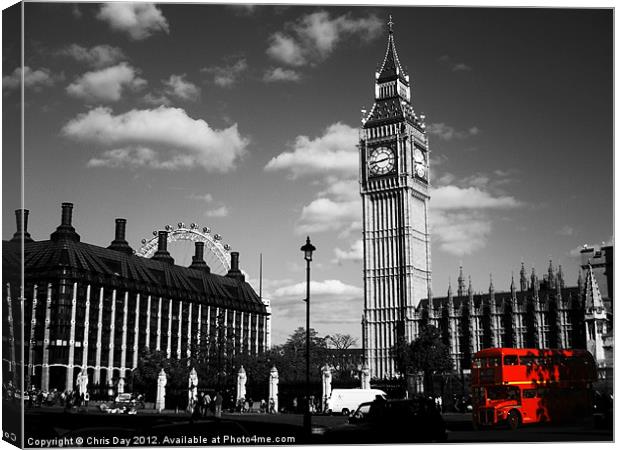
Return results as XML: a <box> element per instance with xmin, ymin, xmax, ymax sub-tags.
<box><xmin>360</xmin><ymin>17</ymin><xmax>431</xmax><ymax>379</ymax></box>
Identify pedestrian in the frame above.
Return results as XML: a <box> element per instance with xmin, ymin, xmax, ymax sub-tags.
<box><xmin>260</xmin><ymin>399</ymin><xmax>267</xmax><ymax>413</ymax></box>
<box><xmin>84</xmin><ymin>392</ymin><xmax>90</xmax><ymax>407</ymax></box>
<box><xmin>269</xmin><ymin>397</ymin><xmax>276</xmax><ymax>414</ymax></box>
<box><xmin>292</xmin><ymin>397</ymin><xmax>298</xmax><ymax>413</ymax></box>
<box><xmin>214</xmin><ymin>391</ymin><xmax>223</xmax><ymax>418</ymax></box>
<box><xmin>203</xmin><ymin>392</ymin><xmax>211</xmax><ymax>417</ymax></box>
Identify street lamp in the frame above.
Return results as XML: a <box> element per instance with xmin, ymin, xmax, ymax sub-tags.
<box><xmin>300</xmin><ymin>236</ymin><xmax>316</xmax><ymax>436</ymax></box>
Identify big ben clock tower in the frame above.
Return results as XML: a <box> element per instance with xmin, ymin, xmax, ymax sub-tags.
<box><xmin>360</xmin><ymin>17</ymin><xmax>431</xmax><ymax>379</ymax></box>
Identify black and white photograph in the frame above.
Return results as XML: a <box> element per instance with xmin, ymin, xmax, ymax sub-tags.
<box><xmin>2</xmin><ymin>1</ymin><xmax>614</xmax><ymax>447</ymax></box>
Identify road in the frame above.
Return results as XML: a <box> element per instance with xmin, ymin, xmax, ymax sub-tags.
<box><xmin>23</xmin><ymin>407</ymin><xmax>613</xmax><ymax>446</ymax></box>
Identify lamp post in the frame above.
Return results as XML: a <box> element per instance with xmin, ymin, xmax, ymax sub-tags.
<box><xmin>300</xmin><ymin>236</ymin><xmax>316</xmax><ymax>436</ymax></box>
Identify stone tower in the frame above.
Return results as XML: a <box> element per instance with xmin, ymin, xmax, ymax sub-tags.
<box><xmin>360</xmin><ymin>16</ymin><xmax>431</xmax><ymax>379</ymax></box>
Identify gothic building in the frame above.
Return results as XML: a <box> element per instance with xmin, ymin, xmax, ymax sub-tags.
<box><xmin>2</xmin><ymin>204</ymin><xmax>270</xmax><ymax>392</ymax></box>
<box><xmin>359</xmin><ymin>18</ymin><xmax>613</xmax><ymax>387</ymax></box>
<box><xmin>360</xmin><ymin>17</ymin><xmax>431</xmax><ymax>379</ymax></box>
<box><xmin>423</xmin><ymin>258</ymin><xmax>613</xmax><ymax>393</ymax></box>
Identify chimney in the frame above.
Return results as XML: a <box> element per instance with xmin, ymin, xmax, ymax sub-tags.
<box><xmin>189</xmin><ymin>241</ymin><xmax>211</xmax><ymax>272</ymax></box>
<box><xmin>108</xmin><ymin>218</ymin><xmax>133</xmax><ymax>255</ymax></box>
<box><xmin>11</xmin><ymin>209</ymin><xmax>34</xmax><ymax>243</ymax></box>
<box><xmin>151</xmin><ymin>230</ymin><xmax>174</xmax><ymax>265</ymax></box>
<box><xmin>226</xmin><ymin>251</ymin><xmax>245</xmax><ymax>281</ymax></box>
<box><xmin>50</xmin><ymin>202</ymin><xmax>80</xmax><ymax>242</ymax></box>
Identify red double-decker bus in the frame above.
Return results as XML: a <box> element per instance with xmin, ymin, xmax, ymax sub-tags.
<box><xmin>471</xmin><ymin>348</ymin><xmax>596</xmax><ymax>430</ymax></box>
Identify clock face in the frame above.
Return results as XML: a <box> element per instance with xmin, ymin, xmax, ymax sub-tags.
<box><xmin>413</xmin><ymin>148</ymin><xmax>424</xmax><ymax>164</ymax></box>
<box><xmin>415</xmin><ymin>164</ymin><xmax>426</xmax><ymax>178</ymax></box>
<box><xmin>368</xmin><ymin>147</ymin><xmax>395</xmax><ymax>175</ymax></box>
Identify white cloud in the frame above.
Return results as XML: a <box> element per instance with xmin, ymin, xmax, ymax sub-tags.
<box><xmin>265</xmin><ymin>122</ymin><xmax>358</xmax><ymax>178</ymax></box>
<box><xmin>59</xmin><ymin>44</ymin><xmax>126</xmax><ymax>68</ymax></box>
<box><xmin>427</xmin><ymin>122</ymin><xmax>480</xmax><ymax>141</ymax></box>
<box><xmin>263</xmin><ymin>67</ymin><xmax>302</xmax><ymax>83</ymax></box>
<box><xmin>431</xmin><ymin>210</ymin><xmax>492</xmax><ymax>256</ymax></box>
<box><xmin>333</xmin><ymin>239</ymin><xmax>363</xmax><ymax>264</ymax></box>
<box><xmin>96</xmin><ymin>3</ymin><xmax>169</xmax><ymax>40</ymax></box>
<box><xmin>429</xmin><ymin>183</ymin><xmax>522</xmax><ymax>256</ymax></box>
<box><xmin>162</xmin><ymin>74</ymin><xmax>201</xmax><ymax>101</ymax></box>
<box><xmin>66</xmin><ymin>63</ymin><xmax>146</xmax><ymax>103</ymax></box>
<box><xmin>296</xmin><ymin>197</ymin><xmax>360</xmax><ymax>235</ymax></box>
<box><xmin>267</xmin><ymin>11</ymin><xmax>382</xmax><ymax>67</ymax></box>
<box><xmin>62</xmin><ymin>106</ymin><xmax>249</xmax><ymax>172</ymax></box>
<box><xmin>206</xmin><ymin>206</ymin><xmax>229</xmax><ymax>218</ymax></box>
<box><xmin>202</xmin><ymin>58</ymin><xmax>248</xmax><ymax>88</ymax></box>
<box><xmin>3</xmin><ymin>66</ymin><xmax>57</xmax><ymax>91</ymax></box>
<box><xmin>273</xmin><ymin>279</ymin><xmax>362</xmax><ymax>300</ymax></box>
<box><xmin>431</xmin><ymin>185</ymin><xmax>521</xmax><ymax>210</ymax></box>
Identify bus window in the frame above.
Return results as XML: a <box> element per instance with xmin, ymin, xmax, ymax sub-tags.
<box><xmin>472</xmin><ymin>358</ymin><xmax>482</xmax><ymax>368</ymax></box>
<box><xmin>487</xmin><ymin>386</ymin><xmax>520</xmax><ymax>401</ymax></box>
<box><xmin>523</xmin><ymin>389</ymin><xmax>536</xmax><ymax>399</ymax></box>
<box><xmin>504</xmin><ymin>355</ymin><xmax>518</xmax><ymax>366</ymax></box>
<box><xmin>489</xmin><ymin>357</ymin><xmax>500</xmax><ymax>367</ymax></box>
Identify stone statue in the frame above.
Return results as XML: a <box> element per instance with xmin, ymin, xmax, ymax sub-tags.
<box><xmin>236</xmin><ymin>366</ymin><xmax>247</xmax><ymax>402</ymax></box>
<box><xmin>187</xmin><ymin>367</ymin><xmax>198</xmax><ymax>410</ymax></box>
<box><xmin>156</xmin><ymin>369</ymin><xmax>167</xmax><ymax>412</ymax></box>
<box><xmin>268</xmin><ymin>366</ymin><xmax>279</xmax><ymax>413</ymax></box>
<box><xmin>117</xmin><ymin>377</ymin><xmax>125</xmax><ymax>394</ymax></box>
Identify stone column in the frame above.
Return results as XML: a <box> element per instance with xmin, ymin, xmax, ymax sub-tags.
<box><xmin>166</xmin><ymin>299</ymin><xmax>172</xmax><ymax>359</ymax></box>
<box><xmin>156</xmin><ymin>297</ymin><xmax>162</xmax><ymax>351</ymax></box>
<box><xmin>269</xmin><ymin>366</ymin><xmax>279</xmax><ymax>413</ymax></box>
<box><xmin>132</xmin><ymin>293</ymin><xmax>141</xmax><ymax>369</ymax></box>
<box><xmin>41</xmin><ymin>284</ymin><xmax>53</xmax><ymax>392</ymax></box>
<box><xmin>360</xmin><ymin>362</ymin><xmax>370</xmax><ymax>390</ymax></box>
<box><xmin>27</xmin><ymin>285</ymin><xmax>39</xmax><ymax>386</ymax></box>
<box><xmin>81</xmin><ymin>285</ymin><xmax>91</xmax><ymax>371</ymax></box>
<box><xmin>321</xmin><ymin>365</ymin><xmax>332</xmax><ymax>412</ymax></box>
<box><xmin>66</xmin><ymin>282</ymin><xmax>78</xmax><ymax>390</ymax></box>
<box><xmin>186</xmin><ymin>302</ymin><xmax>192</xmax><ymax>359</ymax></box>
<box><xmin>5</xmin><ymin>283</ymin><xmax>16</xmax><ymax>382</ymax></box>
<box><xmin>94</xmin><ymin>287</ymin><xmax>104</xmax><ymax>384</ymax></box>
<box><xmin>145</xmin><ymin>295</ymin><xmax>152</xmax><ymax>349</ymax></box>
<box><xmin>106</xmin><ymin>289</ymin><xmax>117</xmax><ymax>383</ymax></box>
<box><xmin>176</xmin><ymin>300</ymin><xmax>183</xmax><ymax>359</ymax></box>
<box><xmin>120</xmin><ymin>291</ymin><xmax>129</xmax><ymax>377</ymax></box>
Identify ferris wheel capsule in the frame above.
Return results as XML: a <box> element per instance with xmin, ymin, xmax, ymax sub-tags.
<box><xmin>178</xmin><ymin>222</ymin><xmax>184</xmax><ymax>228</ymax></box>
<box><xmin>223</xmin><ymin>244</ymin><xmax>230</xmax><ymax>250</ymax></box>
<box><xmin>141</xmin><ymin>239</ymin><xmax>147</xmax><ymax>244</ymax></box>
<box><xmin>190</xmin><ymin>223</ymin><xmax>197</xmax><ymax>229</ymax></box>
<box><xmin>203</xmin><ymin>227</ymin><xmax>210</xmax><ymax>234</ymax></box>
<box><xmin>152</xmin><ymin>230</ymin><xmax>158</xmax><ymax>236</ymax></box>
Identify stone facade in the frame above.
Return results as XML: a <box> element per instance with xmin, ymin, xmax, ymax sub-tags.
<box><xmin>2</xmin><ymin>204</ymin><xmax>270</xmax><ymax>392</ymax></box>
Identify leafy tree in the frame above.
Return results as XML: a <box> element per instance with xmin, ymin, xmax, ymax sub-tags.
<box><xmin>394</xmin><ymin>325</ymin><xmax>453</xmax><ymax>395</ymax></box>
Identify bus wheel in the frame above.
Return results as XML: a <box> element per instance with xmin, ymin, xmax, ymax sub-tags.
<box><xmin>507</xmin><ymin>411</ymin><xmax>521</xmax><ymax>430</ymax></box>
<box><xmin>342</xmin><ymin>408</ymin><xmax>350</xmax><ymax>416</ymax></box>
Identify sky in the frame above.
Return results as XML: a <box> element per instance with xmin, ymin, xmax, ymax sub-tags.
<box><xmin>2</xmin><ymin>2</ymin><xmax>613</xmax><ymax>346</ymax></box>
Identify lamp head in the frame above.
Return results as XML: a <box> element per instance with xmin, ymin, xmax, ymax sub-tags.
<box><xmin>300</xmin><ymin>236</ymin><xmax>316</xmax><ymax>262</ymax></box>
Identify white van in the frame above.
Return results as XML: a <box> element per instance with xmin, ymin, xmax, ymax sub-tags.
<box><xmin>325</xmin><ymin>388</ymin><xmax>387</xmax><ymax>415</ymax></box>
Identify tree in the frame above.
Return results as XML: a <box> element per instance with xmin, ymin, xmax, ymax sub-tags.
<box><xmin>326</xmin><ymin>333</ymin><xmax>357</xmax><ymax>350</ymax></box>
<box><xmin>396</xmin><ymin>325</ymin><xmax>453</xmax><ymax>395</ymax></box>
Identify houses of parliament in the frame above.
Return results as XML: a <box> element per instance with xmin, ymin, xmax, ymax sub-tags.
<box><xmin>360</xmin><ymin>18</ymin><xmax>613</xmax><ymax>389</ymax></box>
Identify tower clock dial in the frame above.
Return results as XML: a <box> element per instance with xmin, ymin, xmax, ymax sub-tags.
<box><xmin>415</xmin><ymin>164</ymin><xmax>426</xmax><ymax>178</ymax></box>
<box><xmin>413</xmin><ymin>148</ymin><xmax>424</xmax><ymax>164</ymax></box>
<box><xmin>368</xmin><ymin>147</ymin><xmax>395</xmax><ymax>175</ymax></box>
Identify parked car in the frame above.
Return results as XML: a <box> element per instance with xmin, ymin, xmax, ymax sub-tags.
<box><xmin>321</xmin><ymin>398</ymin><xmax>448</xmax><ymax>444</ymax></box>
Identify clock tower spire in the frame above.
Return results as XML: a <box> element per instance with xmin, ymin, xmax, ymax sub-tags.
<box><xmin>360</xmin><ymin>16</ymin><xmax>431</xmax><ymax>379</ymax></box>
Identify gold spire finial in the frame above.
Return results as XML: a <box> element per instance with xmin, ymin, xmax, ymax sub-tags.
<box><xmin>388</xmin><ymin>14</ymin><xmax>394</xmax><ymax>34</ymax></box>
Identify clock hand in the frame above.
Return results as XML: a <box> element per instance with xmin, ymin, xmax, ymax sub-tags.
<box><xmin>374</xmin><ymin>157</ymin><xmax>389</xmax><ymax>164</ymax></box>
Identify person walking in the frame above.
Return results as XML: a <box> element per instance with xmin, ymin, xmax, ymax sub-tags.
<box><xmin>214</xmin><ymin>391</ymin><xmax>223</xmax><ymax>418</ymax></box>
